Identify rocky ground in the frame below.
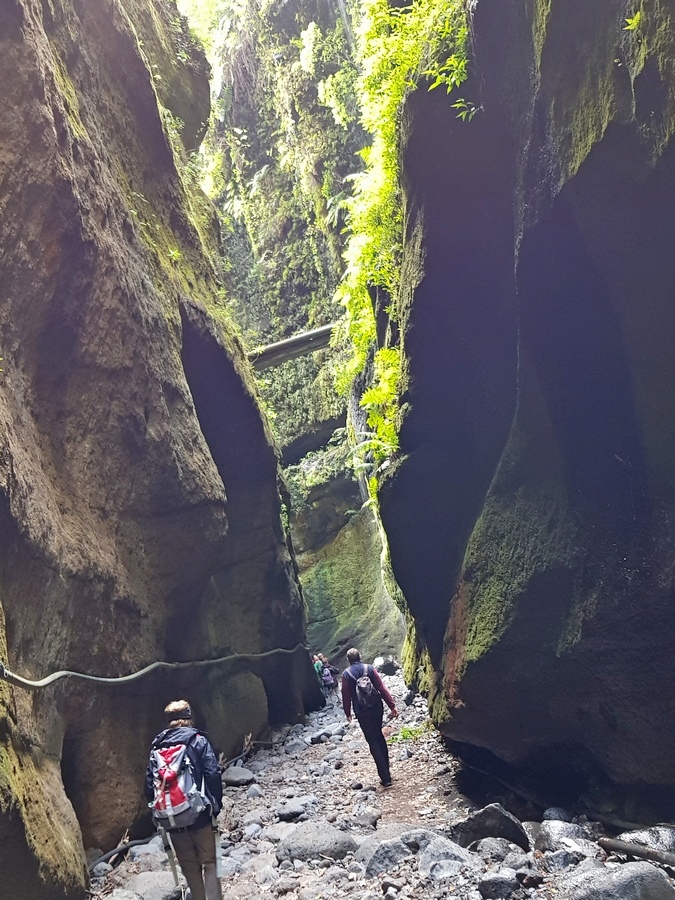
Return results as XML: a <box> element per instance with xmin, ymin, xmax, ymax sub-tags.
<box><xmin>91</xmin><ymin>665</ymin><xmax>675</xmax><ymax>900</ymax></box>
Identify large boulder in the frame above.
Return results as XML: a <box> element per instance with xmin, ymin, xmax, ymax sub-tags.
<box><xmin>276</xmin><ymin>821</ymin><xmax>357</xmax><ymax>862</ymax></box>
<box><xmin>557</xmin><ymin>861</ymin><xmax>675</xmax><ymax>899</ymax></box>
<box><xmin>449</xmin><ymin>804</ymin><xmax>530</xmax><ymax>852</ymax></box>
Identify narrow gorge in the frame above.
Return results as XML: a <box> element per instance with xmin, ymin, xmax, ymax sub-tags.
<box><xmin>2</xmin><ymin>0</ymin><xmax>675</xmax><ymax>898</ymax></box>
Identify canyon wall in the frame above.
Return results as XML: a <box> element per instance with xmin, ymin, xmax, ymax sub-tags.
<box><xmin>0</xmin><ymin>1</ymin><xmax>320</xmax><ymax>897</ymax></box>
<box><xmin>380</xmin><ymin>0</ymin><xmax>675</xmax><ymax>817</ymax></box>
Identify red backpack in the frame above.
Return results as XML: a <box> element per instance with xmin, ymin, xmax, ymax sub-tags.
<box><xmin>149</xmin><ymin>736</ymin><xmax>208</xmax><ymax>830</ymax></box>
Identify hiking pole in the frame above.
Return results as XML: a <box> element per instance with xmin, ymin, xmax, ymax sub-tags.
<box><xmin>158</xmin><ymin>827</ymin><xmax>182</xmax><ymax>890</ymax></box>
<box><xmin>213</xmin><ymin>816</ymin><xmax>223</xmax><ymax>878</ymax></box>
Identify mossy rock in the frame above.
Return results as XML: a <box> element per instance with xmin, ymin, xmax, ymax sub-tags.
<box><xmin>300</xmin><ymin>506</ymin><xmax>405</xmax><ymax>666</ymax></box>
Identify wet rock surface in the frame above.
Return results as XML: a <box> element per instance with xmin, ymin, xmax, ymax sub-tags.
<box><xmin>92</xmin><ymin>670</ymin><xmax>675</xmax><ymax>900</ymax></box>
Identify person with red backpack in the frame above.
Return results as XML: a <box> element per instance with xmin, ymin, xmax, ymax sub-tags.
<box><xmin>145</xmin><ymin>700</ymin><xmax>223</xmax><ymax>900</ymax></box>
<box><xmin>341</xmin><ymin>648</ymin><xmax>398</xmax><ymax>787</ymax></box>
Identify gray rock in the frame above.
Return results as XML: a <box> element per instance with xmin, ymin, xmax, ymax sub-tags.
<box><xmin>473</xmin><ymin>838</ymin><xmax>522</xmax><ymax>863</ymax></box>
<box><xmin>352</xmin><ymin>810</ymin><xmax>380</xmax><ymax>829</ymax></box>
<box><xmin>502</xmin><ymin>851</ymin><xmax>533</xmax><ymax>871</ymax></box>
<box><xmin>520</xmin><ymin>821</ymin><xmax>541</xmax><ymax>847</ymax></box>
<box><xmin>354</xmin><ymin>823</ymin><xmax>420</xmax><ymax>865</ymax></box>
<box><xmin>535</xmin><ymin>820</ymin><xmax>590</xmax><ymax>852</ymax></box>
<box><xmin>478</xmin><ymin>867</ymin><xmax>519</xmax><ymax>898</ymax></box>
<box><xmin>558</xmin><ymin>860</ymin><xmax>675</xmax><ymax>898</ymax></box>
<box><xmin>276</xmin><ymin>874</ymin><xmax>299</xmax><ymax>894</ymax></box>
<box><xmin>545</xmin><ymin>848</ymin><xmax>585</xmax><ymax>871</ymax></box>
<box><xmin>223</xmin><ymin>767</ymin><xmax>255</xmax><ymax>787</ymax></box>
<box><xmin>123</xmin><ymin>872</ymin><xmax>182</xmax><ymax>900</ymax></box>
<box><xmin>247</xmin><ymin>784</ymin><xmax>264</xmax><ymax>799</ymax></box>
<box><xmin>276</xmin><ymin>794</ymin><xmax>317</xmax><ymax>821</ymax></box>
<box><xmin>284</xmin><ymin>740</ymin><xmax>308</xmax><ymax>755</ymax></box>
<box><xmin>322</xmin><ymin>866</ymin><xmax>350</xmax><ymax>882</ymax></box>
<box><xmin>418</xmin><ymin>837</ymin><xmax>479</xmax><ymax>881</ymax></box>
<box><xmin>263</xmin><ymin>822</ymin><xmax>299</xmax><ymax>843</ymax></box>
<box><xmin>106</xmin><ymin>893</ymin><xmax>143</xmax><ymax>900</ymax></box>
<box><xmin>254</xmin><ymin>864</ymin><xmax>279</xmax><ymax>885</ymax></box>
<box><xmin>543</xmin><ymin>807</ymin><xmax>574</xmax><ymax>822</ymax></box>
<box><xmin>616</xmin><ymin>825</ymin><xmax>675</xmax><ymax>855</ymax></box>
<box><xmin>91</xmin><ymin>862</ymin><xmax>113</xmax><ymax>877</ymax></box>
<box><xmin>373</xmin><ymin>656</ymin><xmax>399</xmax><ymax>675</ymax></box>
<box><xmin>127</xmin><ymin>842</ymin><xmax>163</xmax><ymax>861</ymax></box>
<box><xmin>450</xmin><ymin>804</ymin><xmax>530</xmax><ymax>852</ymax></box>
<box><xmin>244</xmin><ymin>823</ymin><xmax>263</xmax><ymax>839</ymax></box>
<box><xmin>220</xmin><ymin>858</ymin><xmax>242</xmax><ymax>877</ymax></box>
<box><xmin>328</xmin><ymin>723</ymin><xmax>347</xmax><ymax>736</ymax></box>
<box><xmin>364</xmin><ymin>839</ymin><xmax>413</xmax><ymax>876</ymax></box>
<box><xmin>229</xmin><ymin>846</ymin><xmax>253</xmax><ymax>863</ymax></box>
<box><xmin>399</xmin><ymin>828</ymin><xmax>445</xmax><ymax>852</ymax></box>
<box><xmin>276</xmin><ymin>821</ymin><xmax>358</xmax><ymax>862</ymax></box>
<box><xmin>243</xmin><ymin>810</ymin><xmax>265</xmax><ymax>826</ymax></box>
<box><xmin>277</xmin><ymin>800</ymin><xmax>308</xmax><ymax>821</ymax></box>
<box><xmin>218</xmin><ymin>797</ymin><xmax>240</xmax><ymax>832</ymax></box>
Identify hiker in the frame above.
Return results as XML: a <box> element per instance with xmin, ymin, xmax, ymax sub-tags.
<box><xmin>145</xmin><ymin>700</ymin><xmax>223</xmax><ymax>900</ymax></box>
<box><xmin>319</xmin><ymin>654</ymin><xmax>339</xmax><ymax>701</ymax></box>
<box><xmin>312</xmin><ymin>654</ymin><xmax>323</xmax><ymax>683</ymax></box>
<box><xmin>341</xmin><ymin>647</ymin><xmax>398</xmax><ymax>787</ymax></box>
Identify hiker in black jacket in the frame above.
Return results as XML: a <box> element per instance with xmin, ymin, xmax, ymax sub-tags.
<box><xmin>145</xmin><ymin>700</ymin><xmax>223</xmax><ymax>900</ymax></box>
<box><xmin>342</xmin><ymin>647</ymin><xmax>398</xmax><ymax>786</ymax></box>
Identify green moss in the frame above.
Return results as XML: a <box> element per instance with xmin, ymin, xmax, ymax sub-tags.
<box><xmin>0</xmin><ymin>606</ymin><xmax>86</xmax><ymax>896</ymax></box>
<box><xmin>49</xmin><ymin>45</ymin><xmax>88</xmax><ymax>141</ymax></box>
<box><xmin>456</xmin><ymin>360</ymin><xmax>576</xmax><ymax>669</ymax></box>
<box><xmin>301</xmin><ymin>507</ymin><xmax>405</xmax><ymax>662</ymax></box>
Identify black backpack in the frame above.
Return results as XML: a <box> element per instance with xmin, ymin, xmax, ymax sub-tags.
<box><xmin>352</xmin><ymin>664</ymin><xmax>381</xmax><ymax>710</ymax></box>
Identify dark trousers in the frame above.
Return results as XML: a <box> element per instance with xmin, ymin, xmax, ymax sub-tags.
<box><xmin>357</xmin><ymin>704</ymin><xmax>391</xmax><ymax>784</ymax></box>
<box><xmin>170</xmin><ymin>824</ymin><xmax>222</xmax><ymax>900</ymax></box>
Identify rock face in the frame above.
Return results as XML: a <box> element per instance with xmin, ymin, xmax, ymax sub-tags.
<box><xmin>0</xmin><ymin>1</ymin><xmax>320</xmax><ymax>896</ymax></box>
<box><xmin>380</xmin><ymin>0</ymin><xmax>675</xmax><ymax>809</ymax></box>
<box><xmin>294</xmin><ymin>477</ymin><xmax>406</xmax><ymax>665</ymax></box>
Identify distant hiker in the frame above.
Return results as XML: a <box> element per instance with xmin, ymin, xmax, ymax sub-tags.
<box><xmin>145</xmin><ymin>700</ymin><xmax>223</xmax><ymax>900</ymax></box>
<box><xmin>312</xmin><ymin>654</ymin><xmax>324</xmax><ymax>682</ymax></box>
<box><xmin>319</xmin><ymin>654</ymin><xmax>339</xmax><ymax>700</ymax></box>
<box><xmin>341</xmin><ymin>648</ymin><xmax>398</xmax><ymax>786</ymax></box>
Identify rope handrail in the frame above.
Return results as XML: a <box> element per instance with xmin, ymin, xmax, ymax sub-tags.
<box><xmin>0</xmin><ymin>643</ymin><xmax>308</xmax><ymax>691</ymax></box>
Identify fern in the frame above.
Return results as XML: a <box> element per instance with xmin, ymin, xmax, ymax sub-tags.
<box><xmin>335</xmin><ymin>0</ymin><xmax>469</xmax><ymax>470</ymax></box>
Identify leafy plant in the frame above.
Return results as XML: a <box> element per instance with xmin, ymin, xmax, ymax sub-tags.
<box><xmin>451</xmin><ymin>98</ymin><xmax>481</xmax><ymax>122</ymax></box>
<box><xmin>334</xmin><ymin>0</ymin><xmax>469</xmax><ymax>474</ymax></box>
<box><xmin>624</xmin><ymin>10</ymin><xmax>642</xmax><ymax>30</ymax></box>
<box><xmin>387</xmin><ymin>720</ymin><xmax>432</xmax><ymax>743</ymax></box>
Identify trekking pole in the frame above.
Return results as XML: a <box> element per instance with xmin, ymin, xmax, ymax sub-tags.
<box><xmin>213</xmin><ymin>815</ymin><xmax>223</xmax><ymax>878</ymax></box>
<box><xmin>158</xmin><ymin>826</ymin><xmax>182</xmax><ymax>890</ymax></box>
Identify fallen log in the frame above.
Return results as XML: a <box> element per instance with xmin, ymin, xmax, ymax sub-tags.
<box><xmin>598</xmin><ymin>837</ymin><xmax>675</xmax><ymax>868</ymax></box>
